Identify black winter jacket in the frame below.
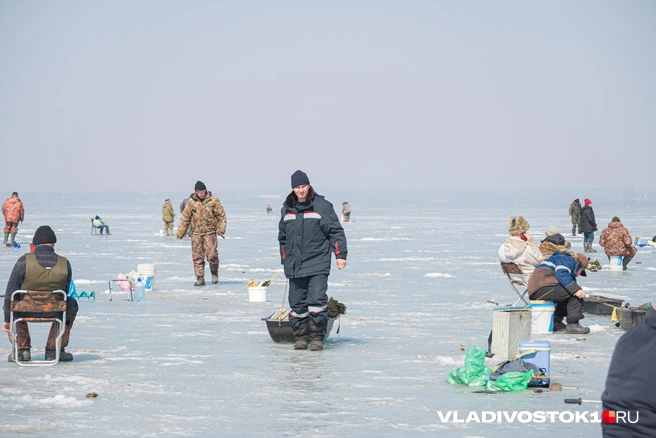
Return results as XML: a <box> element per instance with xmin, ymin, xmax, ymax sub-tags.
<box><xmin>278</xmin><ymin>188</ymin><xmax>347</xmax><ymax>278</ymax></box>
<box><xmin>579</xmin><ymin>205</ymin><xmax>597</xmax><ymax>233</ymax></box>
<box><xmin>602</xmin><ymin>309</ymin><xmax>656</xmax><ymax>437</ymax></box>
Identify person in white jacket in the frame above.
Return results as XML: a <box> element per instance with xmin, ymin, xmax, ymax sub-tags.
<box><xmin>498</xmin><ymin>216</ymin><xmax>544</xmax><ymax>280</ymax></box>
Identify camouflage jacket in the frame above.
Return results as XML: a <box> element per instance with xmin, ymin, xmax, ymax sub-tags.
<box><xmin>2</xmin><ymin>196</ymin><xmax>24</xmax><ymax>223</ymax></box>
<box><xmin>177</xmin><ymin>191</ymin><xmax>226</xmax><ymax>237</ymax></box>
<box><xmin>568</xmin><ymin>200</ymin><xmax>581</xmax><ymax>220</ymax></box>
<box><xmin>162</xmin><ymin>203</ymin><xmax>176</xmax><ymax>222</ymax></box>
<box><xmin>599</xmin><ymin>221</ymin><xmax>637</xmax><ymax>257</ymax></box>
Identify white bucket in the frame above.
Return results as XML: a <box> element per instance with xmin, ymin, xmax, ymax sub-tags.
<box><xmin>137</xmin><ymin>263</ymin><xmax>157</xmax><ymax>291</ymax></box>
<box><xmin>248</xmin><ymin>287</ymin><xmax>267</xmax><ymax>303</ymax></box>
<box><xmin>609</xmin><ymin>256</ymin><xmax>624</xmax><ymax>271</ymax></box>
<box><xmin>530</xmin><ymin>302</ymin><xmax>556</xmax><ymax>334</ymax></box>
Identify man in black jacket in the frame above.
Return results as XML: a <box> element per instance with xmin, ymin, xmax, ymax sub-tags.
<box><xmin>602</xmin><ymin>309</ymin><xmax>656</xmax><ymax>437</ymax></box>
<box><xmin>3</xmin><ymin>225</ymin><xmax>78</xmax><ymax>362</ymax></box>
<box><xmin>579</xmin><ymin>198</ymin><xmax>598</xmax><ymax>252</ymax></box>
<box><xmin>278</xmin><ymin>170</ymin><xmax>348</xmax><ymax>351</ymax></box>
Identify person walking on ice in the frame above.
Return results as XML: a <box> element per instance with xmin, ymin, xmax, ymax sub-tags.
<box><xmin>177</xmin><ymin>181</ymin><xmax>227</xmax><ymax>286</ymax></box>
<box><xmin>278</xmin><ymin>170</ymin><xmax>348</xmax><ymax>351</ymax></box>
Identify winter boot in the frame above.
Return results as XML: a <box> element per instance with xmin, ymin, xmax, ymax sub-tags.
<box><xmin>210</xmin><ymin>265</ymin><xmax>219</xmax><ymax>284</ymax></box>
<box><xmin>9</xmin><ymin>232</ymin><xmax>16</xmax><ymax>246</ymax></box>
<box><xmin>622</xmin><ymin>255</ymin><xmax>632</xmax><ymax>271</ymax></box>
<box><xmin>7</xmin><ymin>348</ymin><xmax>31</xmax><ymax>363</ymax></box>
<box><xmin>565</xmin><ymin>322</ymin><xmax>590</xmax><ymax>334</ymax></box>
<box><xmin>572</xmin><ymin>225</ymin><xmax>576</xmax><ymax>236</ymax></box>
<box><xmin>308</xmin><ymin>319</ymin><xmax>327</xmax><ymax>351</ymax></box>
<box><xmin>588</xmin><ymin>244</ymin><xmax>596</xmax><ymax>253</ymax></box>
<box><xmin>3</xmin><ymin>232</ymin><xmax>8</xmax><ymax>246</ymax></box>
<box><xmin>293</xmin><ymin>318</ymin><xmax>311</xmax><ymax>350</ymax></box>
<box><xmin>194</xmin><ymin>276</ymin><xmax>205</xmax><ymax>287</ymax></box>
<box><xmin>45</xmin><ymin>348</ymin><xmax>74</xmax><ymax>362</ymax></box>
<box><xmin>553</xmin><ymin>316</ymin><xmax>567</xmax><ymax>332</ymax></box>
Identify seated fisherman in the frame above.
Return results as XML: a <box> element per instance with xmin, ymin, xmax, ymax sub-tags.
<box><xmin>527</xmin><ymin>233</ymin><xmax>590</xmax><ymax>334</ymax></box>
<box><xmin>3</xmin><ymin>225</ymin><xmax>78</xmax><ymax>362</ymax></box>
<box><xmin>498</xmin><ymin>216</ymin><xmax>543</xmax><ymax>280</ymax></box>
<box><xmin>599</xmin><ymin>216</ymin><xmax>637</xmax><ymax>270</ymax></box>
<box><xmin>93</xmin><ymin>215</ymin><xmax>111</xmax><ymax>235</ymax></box>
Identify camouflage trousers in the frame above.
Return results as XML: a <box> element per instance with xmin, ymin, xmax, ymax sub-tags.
<box><xmin>4</xmin><ymin>222</ymin><xmax>18</xmax><ymax>233</ymax></box>
<box><xmin>163</xmin><ymin>221</ymin><xmax>174</xmax><ymax>230</ymax></box>
<box><xmin>191</xmin><ymin>233</ymin><xmax>219</xmax><ymax>277</ymax></box>
<box><xmin>11</xmin><ymin>296</ymin><xmax>79</xmax><ymax>350</ymax></box>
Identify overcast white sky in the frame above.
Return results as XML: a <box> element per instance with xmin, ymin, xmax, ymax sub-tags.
<box><xmin>1</xmin><ymin>1</ymin><xmax>654</xmax><ymax>194</ymax></box>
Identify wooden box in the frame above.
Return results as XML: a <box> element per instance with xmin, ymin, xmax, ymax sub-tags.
<box><xmin>491</xmin><ymin>307</ymin><xmax>531</xmax><ymax>360</ymax></box>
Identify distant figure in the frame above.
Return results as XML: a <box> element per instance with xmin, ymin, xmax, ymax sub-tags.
<box><xmin>528</xmin><ymin>235</ymin><xmax>590</xmax><ymax>334</ymax></box>
<box><xmin>342</xmin><ymin>202</ymin><xmax>351</xmax><ymax>222</ymax></box>
<box><xmin>3</xmin><ymin>225</ymin><xmax>78</xmax><ymax>362</ymax></box>
<box><xmin>180</xmin><ymin>195</ymin><xmax>193</xmax><ymax>237</ymax></box>
<box><xmin>92</xmin><ymin>216</ymin><xmax>111</xmax><ymax>235</ymax></box>
<box><xmin>579</xmin><ymin>198</ymin><xmax>598</xmax><ymax>252</ymax></box>
<box><xmin>162</xmin><ymin>199</ymin><xmax>176</xmax><ymax>236</ymax></box>
<box><xmin>599</xmin><ymin>216</ymin><xmax>637</xmax><ymax>270</ymax></box>
<box><xmin>266</xmin><ymin>204</ymin><xmax>273</xmax><ymax>214</ymax></box>
<box><xmin>177</xmin><ymin>181</ymin><xmax>227</xmax><ymax>286</ymax></box>
<box><xmin>2</xmin><ymin>191</ymin><xmax>24</xmax><ymax>247</ymax></box>
<box><xmin>602</xmin><ymin>308</ymin><xmax>656</xmax><ymax>437</ymax></box>
<box><xmin>497</xmin><ymin>216</ymin><xmax>543</xmax><ymax>280</ymax></box>
<box><xmin>279</xmin><ymin>170</ymin><xmax>348</xmax><ymax>351</ymax></box>
<box><xmin>568</xmin><ymin>198</ymin><xmax>581</xmax><ymax>236</ymax></box>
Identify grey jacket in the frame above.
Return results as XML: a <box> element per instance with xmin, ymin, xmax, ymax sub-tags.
<box><xmin>278</xmin><ymin>188</ymin><xmax>347</xmax><ymax>278</ymax></box>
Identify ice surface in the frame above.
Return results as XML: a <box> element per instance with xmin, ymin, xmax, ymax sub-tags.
<box><xmin>1</xmin><ymin>199</ymin><xmax>654</xmax><ymax>436</ymax></box>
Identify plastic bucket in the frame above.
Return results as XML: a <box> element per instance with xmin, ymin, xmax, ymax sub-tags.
<box><xmin>609</xmin><ymin>256</ymin><xmax>623</xmax><ymax>271</ymax></box>
<box><xmin>248</xmin><ymin>287</ymin><xmax>267</xmax><ymax>303</ymax></box>
<box><xmin>137</xmin><ymin>263</ymin><xmax>157</xmax><ymax>291</ymax></box>
<box><xmin>530</xmin><ymin>302</ymin><xmax>556</xmax><ymax>334</ymax></box>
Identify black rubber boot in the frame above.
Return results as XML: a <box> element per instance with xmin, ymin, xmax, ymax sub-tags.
<box><xmin>8</xmin><ymin>348</ymin><xmax>31</xmax><ymax>363</ymax></box>
<box><xmin>9</xmin><ymin>232</ymin><xmax>16</xmax><ymax>246</ymax></box>
<box><xmin>45</xmin><ymin>348</ymin><xmax>74</xmax><ymax>362</ymax></box>
<box><xmin>293</xmin><ymin>319</ymin><xmax>310</xmax><ymax>350</ymax></box>
<box><xmin>622</xmin><ymin>256</ymin><xmax>632</xmax><ymax>271</ymax></box>
<box><xmin>553</xmin><ymin>317</ymin><xmax>566</xmax><ymax>332</ymax></box>
<box><xmin>3</xmin><ymin>232</ymin><xmax>8</xmax><ymax>246</ymax></box>
<box><xmin>565</xmin><ymin>323</ymin><xmax>590</xmax><ymax>334</ymax></box>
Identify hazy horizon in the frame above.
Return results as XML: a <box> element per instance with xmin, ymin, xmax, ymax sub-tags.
<box><xmin>1</xmin><ymin>1</ymin><xmax>655</xmax><ymax>193</ymax></box>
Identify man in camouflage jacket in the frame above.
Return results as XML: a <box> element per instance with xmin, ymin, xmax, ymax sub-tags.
<box><xmin>599</xmin><ymin>216</ymin><xmax>637</xmax><ymax>270</ymax></box>
<box><xmin>177</xmin><ymin>181</ymin><xmax>227</xmax><ymax>286</ymax></box>
<box><xmin>161</xmin><ymin>199</ymin><xmax>176</xmax><ymax>236</ymax></box>
<box><xmin>2</xmin><ymin>192</ymin><xmax>24</xmax><ymax>247</ymax></box>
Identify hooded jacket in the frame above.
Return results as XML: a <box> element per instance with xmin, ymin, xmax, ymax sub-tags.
<box><xmin>579</xmin><ymin>205</ymin><xmax>597</xmax><ymax>233</ymax></box>
<box><xmin>2</xmin><ymin>196</ymin><xmax>24</xmax><ymax>223</ymax></box>
<box><xmin>497</xmin><ymin>236</ymin><xmax>543</xmax><ymax>279</ymax></box>
<box><xmin>278</xmin><ymin>188</ymin><xmax>347</xmax><ymax>278</ymax></box>
<box><xmin>162</xmin><ymin>203</ymin><xmax>176</xmax><ymax>222</ymax></box>
<box><xmin>599</xmin><ymin>221</ymin><xmax>637</xmax><ymax>258</ymax></box>
<box><xmin>602</xmin><ymin>309</ymin><xmax>656</xmax><ymax>437</ymax></box>
<box><xmin>568</xmin><ymin>200</ymin><xmax>581</xmax><ymax>222</ymax></box>
<box><xmin>177</xmin><ymin>191</ymin><xmax>226</xmax><ymax>237</ymax></box>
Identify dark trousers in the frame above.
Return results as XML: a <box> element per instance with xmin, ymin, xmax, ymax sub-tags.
<box><xmin>530</xmin><ymin>285</ymin><xmax>584</xmax><ymax>324</ymax></box>
<box><xmin>288</xmin><ymin>275</ymin><xmax>329</xmax><ymax>330</ymax></box>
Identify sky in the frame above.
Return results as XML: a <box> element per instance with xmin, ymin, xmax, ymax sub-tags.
<box><xmin>1</xmin><ymin>1</ymin><xmax>655</xmax><ymax>194</ymax></box>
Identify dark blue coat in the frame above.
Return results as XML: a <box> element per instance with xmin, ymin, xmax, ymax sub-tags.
<box><xmin>278</xmin><ymin>189</ymin><xmax>347</xmax><ymax>279</ymax></box>
<box><xmin>602</xmin><ymin>309</ymin><xmax>656</xmax><ymax>437</ymax></box>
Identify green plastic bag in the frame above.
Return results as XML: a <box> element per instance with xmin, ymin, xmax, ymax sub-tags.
<box><xmin>486</xmin><ymin>370</ymin><xmax>534</xmax><ymax>392</ymax></box>
<box><xmin>446</xmin><ymin>346</ymin><xmax>492</xmax><ymax>387</ymax></box>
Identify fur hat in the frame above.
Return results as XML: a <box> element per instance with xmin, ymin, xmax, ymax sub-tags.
<box><xmin>32</xmin><ymin>225</ymin><xmax>57</xmax><ymax>246</ymax></box>
<box><xmin>291</xmin><ymin>170</ymin><xmax>310</xmax><ymax>188</ymax></box>
<box><xmin>576</xmin><ymin>253</ymin><xmax>589</xmax><ymax>277</ymax></box>
<box><xmin>195</xmin><ymin>181</ymin><xmax>206</xmax><ymax>191</ymax></box>
<box><xmin>543</xmin><ymin>233</ymin><xmax>566</xmax><ymax>246</ymax></box>
<box><xmin>507</xmin><ymin>216</ymin><xmax>530</xmax><ymax>236</ymax></box>
<box><xmin>584</xmin><ymin>198</ymin><xmax>592</xmax><ymax>206</ymax></box>
<box><xmin>612</xmin><ymin>216</ymin><xmax>620</xmax><ymax>222</ymax></box>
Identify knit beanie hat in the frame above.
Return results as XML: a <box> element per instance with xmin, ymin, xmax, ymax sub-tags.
<box><xmin>291</xmin><ymin>170</ymin><xmax>310</xmax><ymax>188</ymax></box>
<box><xmin>195</xmin><ymin>181</ymin><xmax>206</xmax><ymax>191</ymax></box>
<box><xmin>32</xmin><ymin>225</ymin><xmax>57</xmax><ymax>245</ymax></box>
<box><xmin>543</xmin><ymin>233</ymin><xmax>566</xmax><ymax>246</ymax></box>
<box><xmin>507</xmin><ymin>216</ymin><xmax>530</xmax><ymax>236</ymax></box>
<box><xmin>545</xmin><ymin>225</ymin><xmax>559</xmax><ymax>236</ymax></box>
<box><xmin>584</xmin><ymin>198</ymin><xmax>592</xmax><ymax>206</ymax></box>
<box><xmin>12</xmin><ymin>192</ymin><xmax>18</xmax><ymax>197</ymax></box>
<box><xmin>612</xmin><ymin>216</ymin><xmax>620</xmax><ymax>222</ymax></box>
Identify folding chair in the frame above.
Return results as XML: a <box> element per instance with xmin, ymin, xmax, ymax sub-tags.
<box><xmin>91</xmin><ymin>218</ymin><xmax>99</xmax><ymax>234</ymax></box>
<box><xmin>9</xmin><ymin>290</ymin><xmax>67</xmax><ymax>367</ymax></box>
<box><xmin>500</xmin><ymin>262</ymin><xmax>530</xmax><ymax>306</ymax></box>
